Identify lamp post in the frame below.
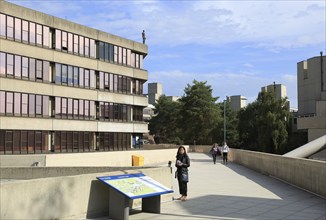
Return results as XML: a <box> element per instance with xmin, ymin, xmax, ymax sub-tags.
<box><xmin>223</xmin><ymin>97</ymin><xmax>227</xmax><ymax>143</ymax></box>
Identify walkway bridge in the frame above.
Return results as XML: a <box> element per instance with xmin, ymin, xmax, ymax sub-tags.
<box><xmin>125</xmin><ymin>152</ymin><xmax>326</xmax><ymax>220</ymax></box>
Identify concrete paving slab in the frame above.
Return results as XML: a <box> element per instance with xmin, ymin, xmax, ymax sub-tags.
<box><xmin>87</xmin><ymin>152</ymin><xmax>326</xmax><ymax>220</ymax></box>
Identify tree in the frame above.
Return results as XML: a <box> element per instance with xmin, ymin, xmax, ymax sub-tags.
<box><xmin>149</xmin><ymin>95</ymin><xmax>182</xmax><ymax>144</ymax></box>
<box><xmin>179</xmin><ymin>80</ymin><xmax>221</xmax><ymax>145</ymax></box>
<box><xmin>238</xmin><ymin>91</ymin><xmax>290</xmax><ymax>154</ymax></box>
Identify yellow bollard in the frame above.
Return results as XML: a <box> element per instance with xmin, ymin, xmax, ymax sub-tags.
<box><xmin>132</xmin><ymin>155</ymin><xmax>144</xmax><ymax>166</ymax></box>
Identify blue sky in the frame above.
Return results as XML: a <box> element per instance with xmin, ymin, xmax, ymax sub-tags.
<box><xmin>8</xmin><ymin>0</ymin><xmax>326</xmax><ymax>109</ymax></box>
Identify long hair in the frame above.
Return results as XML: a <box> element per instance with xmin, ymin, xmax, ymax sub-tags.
<box><xmin>176</xmin><ymin>145</ymin><xmax>187</xmax><ymax>158</ymax></box>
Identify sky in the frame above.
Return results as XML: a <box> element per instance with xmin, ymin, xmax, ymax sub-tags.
<box><xmin>8</xmin><ymin>0</ymin><xmax>326</xmax><ymax>109</ymax></box>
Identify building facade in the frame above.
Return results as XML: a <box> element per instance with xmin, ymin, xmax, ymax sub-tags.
<box><xmin>297</xmin><ymin>53</ymin><xmax>326</xmax><ymax>141</ymax></box>
<box><xmin>229</xmin><ymin>95</ymin><xmax>247</xmax><ymax>111</ymax></box>
<box><xmin>0</xmin><ymin>1</ymin><xmax>148</xmax><ymax>154</ymax></box>
<box><xmin>147</xmin><ymin>82</ymin><xmax>162</xmax><ymax>105</ymax></box>
<box><xmin>261</xmin><ymin>83</ymin><xmax>287</xmax><ymax>99</ymax></box>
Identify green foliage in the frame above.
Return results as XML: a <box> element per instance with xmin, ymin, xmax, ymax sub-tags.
<box><xmin>238</xmin><ymin>91</ymin><xmax>290</xmax><ymax>153</ymax></box>
<box><xmin>149</xmin><ymin>95</ymin><xmax>182</xmax><ymax>144</ymax></box>
<box><xmin>179</xmin><ymin>80</ymin><xmax>221</xmax><ymax>145</ymax></box>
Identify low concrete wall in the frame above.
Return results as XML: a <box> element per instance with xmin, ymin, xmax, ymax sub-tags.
<box><xmin>0</xmin><ymin>149</ymin><xmax>177</xmax><ymax>167</ymax></box>
<box><xmin>0</xmin><ymin>167</ymin><xmax>173</xmax><ymax>220</ymax></box>
<box><xmin>228</xmin><ymin>149</ymin><xmax>326</xmax><ymax>198</ymax></box>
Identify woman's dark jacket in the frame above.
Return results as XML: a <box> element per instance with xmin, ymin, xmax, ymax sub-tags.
<box><xmin>175</xmin><ymin>154</ymin><xmax>190</xmax><ymax>177</ymax></box>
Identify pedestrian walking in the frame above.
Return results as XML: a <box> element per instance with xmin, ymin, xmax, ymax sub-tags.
<box><xmin>222</xmin><ymin>142</ymin><xmax>229</xmax><ymax>165</ymax></box>
<box><xmin>175</xmin><ymin>145</ymin><xmax>190</xmax><ymax>201</ymax></box>
<box><xmin>210</xmin><ymin>143</ymin><xmax>220</xmax><ymax>164</ymax></box>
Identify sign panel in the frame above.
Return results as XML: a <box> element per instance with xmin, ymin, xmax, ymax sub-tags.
<box><xmin>97</xmin><ymin>173</ymin><xmax>173</xmax><ymax>199</ymax></box>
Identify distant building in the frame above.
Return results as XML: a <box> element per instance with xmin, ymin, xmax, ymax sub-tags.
<box><xmin>166</xmin><ymin>96</ymin><xmax>180</xmax><ymax>102</ymax></box>
<box><xmin>261</xmin><ymin>83</ymin><xmax>287</xmax><ymax>99</ymax></box>
<box><xmin>297</xmin><ymin>53</ymin><xmax>326</xmax><ymax>142</ymax></box>
<box><xmin>230</xmin><ymin>95</ymin><xmax>247</xmax><ymax>111</ymax></box>
<box><xmin>148</xmin><ymin>82</ymin><xmax>162</xmax><ymax>105</ymax></box>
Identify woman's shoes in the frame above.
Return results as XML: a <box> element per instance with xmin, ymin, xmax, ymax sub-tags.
<box><xmin>181</xmin><ymin>196</ymin><xmax>187</xmax><ymax>201</ymax></box>
<box><xmin>176</xmin><ymin>196</ymin><xmax>182</xmax><ymax>200</ymax></box>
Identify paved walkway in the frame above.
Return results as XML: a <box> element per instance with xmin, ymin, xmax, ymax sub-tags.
<box><xmin>94</xmin><ymin>152</ymin><xmax>326</xmax><ymax>220</ymax></box>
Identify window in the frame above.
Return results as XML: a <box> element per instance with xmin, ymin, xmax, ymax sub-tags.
<box><xmin>7</xmin><ymin>54</ymin><xmax>14</xmax><ymax>76</ymax></box>
<box><xmin>73</xmin><ymin>99</ymin><xmax>78</xmax><ymax>119</ymax></box>
<box><xmin>0</xmin><ymin>91</ymin><xmax>5</xmax><ymax>114</ymax></box>
<box><xmin>90</xmin><ymin>39</ymin><xmax>95</xmax><ymax>58</ymax></box>
<box><xmin>22</xmin><ymin>57</ymin><xmax>28</xmax><ymax>78</ymax></box>
<box><xmin>14</xmin><ymin>93</ymin><xmax>21</xmax><ymax>116</ymax></box>
<box><xmin>43</xmin><ymin>61</ymin><xmax>49</xmax><ymax>82</ymax></box>
<box><xmin>21</xmin><ymin>93</ymin><xmax>28</xmax><ymax>115</ymax></box>
<box><xmin>68</xmin><ymin>98</ymin><xmax>73</xmax><ymax>119</ymax></box>
<box><xmin>29</xmin><ymin>58</ymin><xmax>35</xmax><ymax>81</ymax></box>
<box><xmin>62</xmin><ymin>31</ymin><xmax>67</xmax><ymax>50</ymax></box>
<box><xmin>73</xmin><ymin>67</ymin><xmax>79</xmax><ymax>86</ymax></box>
<box><xmin>79</xmin><ymin>36</ymin><xmax>84</xmax><ymax>55</ymax></box>
<box><xmin>0</xmin><ymin>52</ymin><xmax>5</xmax><ymax>76</ymax></box>
<box><xmin>68</xmin><ymin>33</ymin><xmax>73</xmax><ymax>53</ymax></box>
<box><xmin>84</xmin><ymin>37</ymin><xmax>89</xmax><ymax>57</ymax></box>
<box><xmin>43</xmin><ymin>26</ymin><xmax>49</xmax><ymax>47</ymax></box>
<box><xmin>43</xmin><ymin>96</ymin><xmax>49</xmax><ymax>117</ymax></box>
<box><xmin>36</xmin><ymin>60</ymin><xmax>42</xmax><ymax>80</ymax></box>
<box><xmin>62</xmin><ymin>65</ymin><xmax>67</xmax><ymax>84</ymax></box>
<box><xmin>55</xmin><ymin>97</ymin><xmax>61</xmax><ymax>118</ymax></box>
<box><xmin>55</xmin><ymin>30</ymin><xmax>61</xmax><ymax>50</ymax></box>
<box><xmin>6</xmin><ymin>16</ymin><xmax>14</xmax><ymax>39</ymax></box>
<box><xmin>36</xmin><ymin>24</ymin><xmax>42</xmax><ymax>45</ymax></box>
<box><xmin>14</xmin><ymin>18</ymin><xmax>21</xmax><ymax>41</ymax></box>
<box><xmin>0</xmin><ymin>14</ymin><xmax>6</xmax><ymax>37</ymax></box>
<box><xmin>29</xmin><ymin>94</ymin><xmax>35</xmax><ymax>116</ymax></box>
<box><xmin>14</xmin><ymin>55</ymin><xmax>21</xmax><ymax>78</ymax></box>
<box><xmin>55</xmin><ymin>63</ymin><xmax>61</xmax><ymax>84</ymax></box>
<box><xmin>73</xmin><ymin>34</ymin><xmax>78</xmax><ymax>54</ymax></box>
<box><xmin>61</xmin><ymin>98</ymin><xmax>67</xmax><ymax>118</ymax></box>
<box><xmin>35</xmin><ymin>95</ymin><xmax>42</xmax><ymax>116</ymax></box>
<box><xmin>22</xmin><ymin>20</ymin><xmax>28</xmax><ymax>43</ymax></box>
<box><xmin>6</xmin><ymin>92</ymin><xmax>13</xmax><ymax>114</ymax></box>
<box><xmin>68</xmin><ymin>66</ymin><xmax>73</xmax><ymax>86</ymax></box>
<box><xmin>84</xmin><ymin>69</ymin><xmax>89</xmax><ymax>88</ymax></box>
<box><xmin>79</xmin><ymin>68</ymin><xmax>84</xmax><ymax>87</ymax></box>
<box><xmin>29</xmin><ymin>22</ymin><xmax>35</xmax><ymax>44</ymax></box>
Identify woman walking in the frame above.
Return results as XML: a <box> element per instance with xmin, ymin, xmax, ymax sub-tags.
<box><xmin>175</xmin><ymin>146</ymin><xmax>190</xmax><ymax>201</ymax></box>
<box><xmin>222</xmin><ymin>142</ymin><xmax>229</xmax><ymax>165</ymax></box>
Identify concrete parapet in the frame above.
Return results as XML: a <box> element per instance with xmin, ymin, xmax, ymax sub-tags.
<box><xmin>0</xmin><ymin>149</ymin><xmax>177</xmax><ymax>167</ymax></box>
<box><xmin>0</xmin><ymin>167</ymin><xmax>173</xmax><ymax>220</ymax></box>
<box><xmin>229</xmin><ymin>149</ymin><xmax>326</xmax><ymax>198</ymax></box>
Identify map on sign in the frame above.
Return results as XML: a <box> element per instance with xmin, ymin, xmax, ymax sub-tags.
<box><xmin>97</xmin><ymin>173</ymin><xmax>173</xmax><ymax>199</ymax></box>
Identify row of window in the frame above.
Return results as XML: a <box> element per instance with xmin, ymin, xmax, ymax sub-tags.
<box><xmin>0</xmin><ymin>91</ymin><xmax>144</xmax><ymax>122</ymax></box>
<box><xmin>0</xmin><ymin>13</ymin><xmax>144</xmax><ymax>69</ymax></box>
<box><xmin>0</xmin><ymin>52</ymin><xmax>49</xmax><ymax>81</ymax></box>
<box><xmin>98</xmin><ymin>42</ymin><xmax>143</xmax><ymax>68</ymax></box>
<box><xmin>0</xmin><ymin>13</ymin><xmax>50</xmax><ymax>47</ymax></box>
<box><xmin>0</xmin><ymin>130</ymin><xmax>49</xmax><ymax>154</ymax></box>
<box><xmin>55</xmin><ymin>29</ymin><xmax>96</xmax><ymax>58</ymax></box>
<box><xmin>0</xmin><ymin>130</ymin><xmax>134</xmax><ymax>154</ymax></box>
<box><xmin>0</xmin><ymin>51</ymin><xmax>144</xmax><ymax>95</ymax></box>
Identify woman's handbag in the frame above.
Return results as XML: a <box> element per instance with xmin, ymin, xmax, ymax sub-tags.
<box><xmin>181</xmin><ymin>172</ymin><xmax>189</xmax><ymax>182</ymax></box>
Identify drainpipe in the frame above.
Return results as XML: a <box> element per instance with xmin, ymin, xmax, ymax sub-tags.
<box><xmin>321</xmin><ymin>51</ymin><xmax>324</xmax><ymax>92</ymax></box>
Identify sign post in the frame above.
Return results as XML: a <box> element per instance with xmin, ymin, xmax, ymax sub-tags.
<box><xmin>97</xmin><ymin>173</ymin><xmax>173</xmax><ymax>220</ymax></box>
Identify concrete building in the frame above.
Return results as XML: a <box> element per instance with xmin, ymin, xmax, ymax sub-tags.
<box><xmin>297</xmin><ymin>53</ymin><xmax>326</xmax><ymax>142</ymax></box>
<box><xmin>261</xmin><ymin>83</ymin><xmax>287</xmax><ymax>99</ymax></box>
<box><xmin>229</xmin><ymin>95</ymin><xmax>247</xmax><ymax>111</ymax></box>
<box><xmin>147</xmin><ymin>82</ymin><xmax>162</xmax><ymax>105</ymax></box>
<box><xmin>0</xmin><ymin>1</ymin><xmax>148</xmax><ymax>154</ymax></box>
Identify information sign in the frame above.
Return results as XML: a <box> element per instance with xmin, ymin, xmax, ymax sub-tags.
<box><xmin>97</xmin><ymin>173</ymin><xmax>173</xmax><ymax>199</ymax></box>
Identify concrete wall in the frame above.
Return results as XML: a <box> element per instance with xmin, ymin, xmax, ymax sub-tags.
<box><xmin>0</xmin><ymin>148</ymin><xmax>177</xmax><ymax>167</ymax></box>
<box><xmin>190</xmin><ymin>145</ymin><xmax>326</xmax><ymax>198</ymax></box>
<box><xmin>0</xmin><ymin>167</ymin><xmax>173</xmax><ymax>220</ymax></box>
<box><xmin>229</xmin><ymin>149</ymin><xmax>326</xmax><ymax>198</ymax></box>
